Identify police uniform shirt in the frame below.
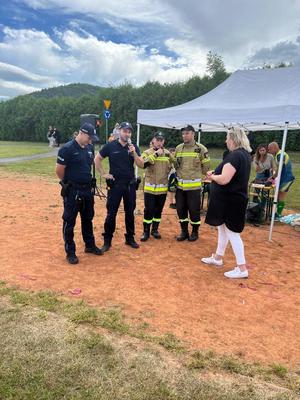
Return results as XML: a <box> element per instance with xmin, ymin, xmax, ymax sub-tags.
<box><xmin>57</xmin><ymin>139</ymin><xmax>94</xmax><ymax>184</ymax></box>
<box><xmin>99</xmin><ymin>140</ymin><xmax>141</xmax><ymax>183</ymax></box>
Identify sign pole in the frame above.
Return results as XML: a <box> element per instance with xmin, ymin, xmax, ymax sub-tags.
<box><xmin>105</xmin><ymin>118</ymin><xmax>108</xmax><ymax>143</ymax></box>
<box><xmin>103</xmin><ymin>99</ymin><xmax>111</xmax><ymax>143</ymax></box>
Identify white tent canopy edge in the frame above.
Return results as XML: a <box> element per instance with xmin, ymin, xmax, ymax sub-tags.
<box><xmin>136</xmin><ymin>67</ymin><xmax>300</xmax><ymax>241</ymax></box>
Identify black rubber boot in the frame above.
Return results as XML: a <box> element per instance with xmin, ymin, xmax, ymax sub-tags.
<box><xmin>176</xmin><ymin>222</ymin><xmax>189</xmax><ymax>241</ymax></box>
<box><xmin>140</xmin><ymin>223</ymin><xmax>151</xmax><ymax>242</ymax></box>
<box><xmin>151</xmin><ymin>221</ymin><xmax>161</xmax><ymax>239</ymax></box>
<box><xmin>188</xmin><ymin>225</ymin><xmax>199</xmax><ymax>241</ymax></box>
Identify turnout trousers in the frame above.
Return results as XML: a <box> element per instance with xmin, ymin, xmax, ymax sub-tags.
<box><xmin>175</xmin><ymin>188</ymin><xmax>201</xmax><ymax>225</ymax></box>
<box><xmin>62</xmin><ymin>186</ymin><xmax>95</xmax><ymax>256</ymax></box>
<box><xmin>104</xmin><ymin>182</ymin><xmax>136</xmax><ymax>241</ymax></box>
<box><xmin>143</xmin><ymin>192</ymin><xmax>167</xmax><ymax>224</ymax></box>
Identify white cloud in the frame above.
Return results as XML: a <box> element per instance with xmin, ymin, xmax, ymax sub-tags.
<box><xmin>21</xmin><ymin>0</ymin><xmax>173</xmax><ymax>25</ymax></box>
<box><xmin>0</xmin><ymin>27</ymin><xmax>71</xmax><ymax>75</ymax></box>
<box><xmin>2</xmin><ymin>0</ymin><xmax>300</xmax><ymax>98</ymax></box>
<box><xmin>60</xmin><ymin>30</ymin><xmax>209</xmax><ymax>85</ymax></box>
<box><xmin>246</xmin><ymin>36</ymin><xmax>300</xmax><ymax>67</ymax></box>
<box><xmin>0</xmin><ymin>61</ymin><xmax>55</xmax><ymax>83</ymax></box>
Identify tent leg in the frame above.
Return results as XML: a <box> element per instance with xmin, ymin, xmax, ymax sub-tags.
<box><xmin>198</xmin><ymin>123</ymin><xmax>202</xmax><ymax>143</ymax></box>
<box><xmin>268</xmin><ymin>122</ymin><xmax>289</xmax><ymax>241</ymax></box>
<box><xmin>135</xmin><ymin>123</ymin><xmax>141</xmax><ymax>178</ymax></box>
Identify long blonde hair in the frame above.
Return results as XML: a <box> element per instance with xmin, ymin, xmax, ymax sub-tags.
<box><xmin>228</xmin><ymin>127</ymin><xmax>252</xmax><ymax>153</ymax></box>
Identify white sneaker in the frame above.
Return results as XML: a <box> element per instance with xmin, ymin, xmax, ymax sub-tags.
<box><xmin>224</xmin><ymin>267</ymin><xmax>248</xmax><ymax>279</ymax></box>
<box><xmin>201</xmin><ymin>254</ymin><xmax>223</xmax><ymax>267</ymax></box>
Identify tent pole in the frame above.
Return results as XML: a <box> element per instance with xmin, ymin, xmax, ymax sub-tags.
<box><xmin>268</xmin><ymin>122</ymin><xmax>289</xmax><ymax>241</ymax></box>
<box><xmin>198</xmin><ymin>123</ymin><xmax>202</xmax><ymax>143</ymax></box>
<box><xmin>135</xmin><ymin>123</ymin><xmax>141</xmax><ymax>178</ymax></box>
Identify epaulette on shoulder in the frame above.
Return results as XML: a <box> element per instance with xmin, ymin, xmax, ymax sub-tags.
<box><xmin>176</xmin><ymin>143</ymin><xmax>184</xmax><ymax>151</ymax></box>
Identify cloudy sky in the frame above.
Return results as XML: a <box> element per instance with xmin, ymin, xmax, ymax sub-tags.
<box><xmin>1</xmin><ymin>0</ymin><xmax>300</xmax><ymax>99</ymax></box>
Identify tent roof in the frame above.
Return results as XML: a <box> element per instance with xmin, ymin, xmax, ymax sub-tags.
<box><xmin>137</xmin><ymin>67</ymin><xmax>300</xmax><ymax>131</ymax></box>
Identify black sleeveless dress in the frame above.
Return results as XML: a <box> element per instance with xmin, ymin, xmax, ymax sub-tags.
<box><xmin>205</xmin><ymin>148</ymin><xmax>251</xmax><ymax>233</ymax></box>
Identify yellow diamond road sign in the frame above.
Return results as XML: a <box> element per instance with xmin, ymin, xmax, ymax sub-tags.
<box><xmin>103</xmin><ymin>99</ymin><xmax>111</xmax><ymax>110</ymax></box>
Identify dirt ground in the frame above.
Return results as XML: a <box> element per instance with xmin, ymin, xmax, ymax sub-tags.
<box><xmin>0</xmin><ymin>173</ymin><xmax>299</xmax><ymax>367</ymax></box>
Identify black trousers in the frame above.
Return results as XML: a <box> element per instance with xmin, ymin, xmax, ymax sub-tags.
<box><xmin>62</xmin><ymin>186</ymin><xmax>95</xmax><ymax>256</ymax></box>
<box><xmin>143</xmin><ymin>192</ymin><xmax>167</xmax><ymax>223</ymax></box>
<box><xmin>175</xmin><ymin>189</ymin><xmax>201</xmax><ymax>224</ymax></box>
<box><xmin>104</xmin><ymin>182</ymin><xmax>136</xmax><ymax>240</ymax></box>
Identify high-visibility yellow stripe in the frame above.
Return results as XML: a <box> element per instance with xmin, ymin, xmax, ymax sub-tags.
<box><xmin>179</xmin><ymin>218</ymin><xmax>189</xmax><ymax>223</ymax></box>
<box><xmin>144</xmin><ymin>186</ymin><xmax>168</xmax><ymax>193</ymax></box>
<box><xmin>155</xmin><ymin>156</ymin><xmax>169</xmax><ymax>161</ymax></box>
<box><xmin>142</xmin><ymin>153</ymin><xmax>156</xmax><ymax>162</ymax></box>
<box><xmin>190</xmin><ymin>220</ymin><xmax>201</xmax><ymax>225</ymax></box>
<box><xmin>143</xmin><ymin>219</ymin><xmax>153</xmax><ymax>224</ymax></box>
<box><xmin>153</xmin><ymin>218</ymin><xmax>161</xmax><ymax>222</ymax></box>
<box><xmin>176</xmin><ymin>152</ymin><xmax>198</xmax><ymax>158</ymax></box>
<box><xmin>177</xmin><ymin>181</ymin><xmax>202</xmax><ymax>189</ymax></box>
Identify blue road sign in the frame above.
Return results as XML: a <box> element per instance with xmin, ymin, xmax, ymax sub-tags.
<box><xmin>104</xmin><ymin>110</ymin><xmax>111</xmax><ymax>119</ymax></box>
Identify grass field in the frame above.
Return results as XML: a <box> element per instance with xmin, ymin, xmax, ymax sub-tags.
<box><xmin>1</xmin><ymin>143</ymin><xmax>299</xmax><ymax>210</ymax></box>
<box><xmin>0</xmin><ymin>282</ymin><xmax>299</xmax><ymax>400</ymax></box>
<box><xmin>0</xmin><ymin>141</ymin><xmax>50</xmax><ymax>158</ymax></box>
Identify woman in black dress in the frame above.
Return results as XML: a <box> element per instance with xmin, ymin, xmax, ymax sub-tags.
<box><xmin>201</xmin><ymin>127</ymin><xmax>252</xmax><ymax>279</ymax></box>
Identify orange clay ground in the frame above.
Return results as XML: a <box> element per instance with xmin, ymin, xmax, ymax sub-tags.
<box><xmin>0</xmin><ymin>172</ymin><xmax>299</xmax><ymax>367</ymax></box>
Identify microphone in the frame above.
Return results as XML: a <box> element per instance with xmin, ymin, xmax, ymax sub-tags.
<box><xmin>127</xmin><ymin>138</ymin><xmax>134</xmax><ymax>154</ymax></box>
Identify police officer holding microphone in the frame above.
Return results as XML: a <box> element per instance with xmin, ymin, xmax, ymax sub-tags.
<box><xmin>56</xmin><ymin>123</ymin><xmax>103</xmax><ymax>265</ymax></box>
<box><xmin>95</xmin><ymin>122</ymin><xmax>144</xmax><ymax>252</ymax></box>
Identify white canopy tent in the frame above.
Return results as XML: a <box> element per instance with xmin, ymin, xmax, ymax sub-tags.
<box><xmin>136</xmin><ymin>66</ymin><xmax>300</xmax><ymax>240</ymax></box>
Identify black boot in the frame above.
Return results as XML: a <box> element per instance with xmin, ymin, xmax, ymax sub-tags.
<box><xmin>176</xmin><ymin>222</ymin><xmax>189</xmax><ymax>241</ymax></box>
<box><xmin>66</xmin><ymin>254</ymin><xmax>79</xmax><ymax>264</ymax></box>
<box><xmin>151</xmin><ymin>221</ymin><xmax>161</xmax><ymax>239</ymax></box>
<box><xmin>85</xmin><ymin>245</ymin><xmax>104</xmax><ymax>255</ymax></box>
<box><xmin>140</xmin><ymin>223</ymin><xmax>151</xmax><ymax>242</ymax></box>
<box><xmin>188</xmin><ymin>225</ymin><xmax>199</xmax><ymax>241</ymax></box>
<box><xmin>101</xmin><ymin>236</ymin><xmax>112</xmax><ymax>253</ymax></box>
<box><xmin>125</xmin><ymin>234</ymin><xmax>140</xmax><ymax>249</ymax></box>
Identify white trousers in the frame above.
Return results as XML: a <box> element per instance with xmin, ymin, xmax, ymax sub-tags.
<box><xmin>216</xmin><ymin>224</ymin><xmax>246</xmax><ymax>265</ymax></box>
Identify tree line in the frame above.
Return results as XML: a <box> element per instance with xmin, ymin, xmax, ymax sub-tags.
<box><xmin>0</xmin><ymin>53</ymin><xmax>299</xmax><ymax>150</ymax></box>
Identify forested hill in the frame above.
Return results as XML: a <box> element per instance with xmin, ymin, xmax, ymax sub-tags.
<box><xmin>0</xmin><ymin>69</ymin><xmax>299</xmax><ymax>149</ymax></box>
<box><xmin>29</xmin><ymin>83</ymin><xmax>102</xmax><ymax>99</ymax></box>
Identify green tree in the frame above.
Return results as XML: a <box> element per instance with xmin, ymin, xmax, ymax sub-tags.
<box><xmin>206</xmin><ymin>51</ymin><xmax>227</xmax><ymax>79</ymax></box>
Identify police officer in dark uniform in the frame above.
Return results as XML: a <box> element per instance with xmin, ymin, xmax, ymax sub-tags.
<box><xmin>56</xmin><ymin>123</ymin><xmax>103</xmax><ymax>264</ymax></box>
<box><xmin>95</xmin><ymin>121</ymin><xmax>144</xmax><ymax>252</ymax></box>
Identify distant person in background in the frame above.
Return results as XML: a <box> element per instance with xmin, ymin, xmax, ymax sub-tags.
<box><xmin>268</xmin><ymin>141</ymin><xmax>295</xmax><ymax>219</ymax></box>
<box><xmin>108</xmin><ymin>123</ymin><xmax>120</xmax><ymax>142</ymax></box>
<box><xmin>47</xmin><ymin>125</ymin><xmax>54</xmax><ymax>147</ymax></box>
<box><xmin>53</xmin><ymin>127</ymin><xmax>61</xmax><ymax>147</ymax></box>
<box><xmin>202</xmin><ymin>127</ymin><xmax>252</xmax><ymax>279</ymax></box>
<box><xmin>253</xmin><ymin>144</ymin><xmax>276</xmax><ymax>183</ymax></box>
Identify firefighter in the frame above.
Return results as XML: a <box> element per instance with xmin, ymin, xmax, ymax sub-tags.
<box><xmin>140</xmin><ymin>132</ymin><xmax>173</xmax><ymax>241</ymax></box>
<box><xmin>175</xmin><ymin>125</ymin><xmax>210</xmax><ymax>241</ymax></box>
